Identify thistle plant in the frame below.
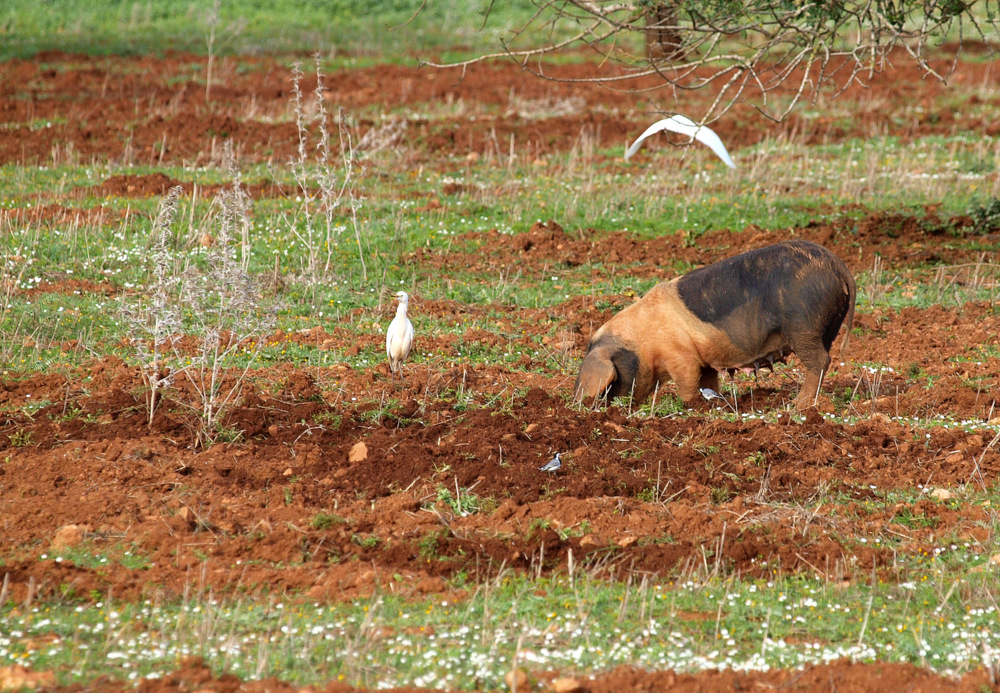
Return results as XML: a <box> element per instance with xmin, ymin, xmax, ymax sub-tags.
<box><xmin>286</xmin><ymin>55</ymin><xmax>367</xmax><ymax>282</ymax></box>
<box><xmin>120</xmin><ymin>186</ymin><xmax>185</xmax><ymax>428</ymax></box>
<box><xmin>122</xmin><ymin>146</ymin><xmax>276</xmax><ymax>445</ymax></box>
<box><xmin>179</xmin><ymin>148</ymin><xmax>276</xmax><ymax>444</ymax></box>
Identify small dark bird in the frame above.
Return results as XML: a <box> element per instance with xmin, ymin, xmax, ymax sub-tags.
<box><xmin>700</xmin><ymin>387</ymin><xmax>737</xmax><ymax>413</ymax></box>
<box><xmin>700</xmin><ymin>387</ymin><xmax>723</xmax><ymax>401</ymax></box>
<box><xmin>539</xmin><ymin>452</ymin><xmax>562</xmax><ymax>473</ymax></box>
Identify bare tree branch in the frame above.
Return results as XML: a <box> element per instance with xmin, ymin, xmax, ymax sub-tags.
<box><xmin>419</xmin><ymin>0</ymin><xmax>1000</xmax><ymax>121</ymax></box>
<box><xmin>390</xmin><ymin>0</ymin><xmax>427</xmax><ymax>30</ymax></box>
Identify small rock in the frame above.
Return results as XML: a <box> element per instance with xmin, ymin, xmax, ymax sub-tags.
<box><xmin>929</xmin><ymin>488</ymin><xmax>954</xmax><ymax>502</ymax></box>
<box><xmin>616</xmin><ymin>535</ymin><xmax>637</xmax><ymax>548</ymax></box>
<box><xmin>282</xmin><ymin>467</ymin><xmax>293</xmax><ymax>476</ymax></box>
<box><xmin>504</xmin><ymin>668</ymin><xmax>529</xmax><ymax>691</ymax></box>
<box><xmin>0</xmin><ymin>665</ymin><xmax>55</xmax><ymax>691</ymax></box>
<box><xmin>348</xmin><ymin>441</ymin><xmax>368</xmax><ymax>463</ymax></box>
<box><xmin>551</xmin><ymin>677</ymin><xmax>583</xmax><ymax>693</ymax></box>
<box><xmin>50</xmin><ymin>525</ymin><xmax>87</xmax><ymax>551</ymax></box>
<box><xmin>353</xmin><ymin>569</ymin><xmax>375</xmax><ymax>588</ymax></box>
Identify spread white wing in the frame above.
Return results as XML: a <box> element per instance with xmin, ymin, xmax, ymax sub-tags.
<box><xmin>624</xmin><ymin>114</ymin><xmax>736</xmax><ymax>169</ymax></box>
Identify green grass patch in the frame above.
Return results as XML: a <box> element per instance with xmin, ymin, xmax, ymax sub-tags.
<box><xmin>0</xmin><ymin>0</ymin><xmax>552</xmax><ymax>60</ymax></box>
<box><xmin>5</xmin><ymin>555</ymin><xmax>1000</xmax><ymax>688</ymax></box>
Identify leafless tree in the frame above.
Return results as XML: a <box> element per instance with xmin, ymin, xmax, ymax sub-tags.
<box><xmin>423</xmin><ymin>1</ymin><xmax>999</xmax><ymax>122</ymax></box>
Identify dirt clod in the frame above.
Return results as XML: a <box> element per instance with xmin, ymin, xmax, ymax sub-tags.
<box><xmin>49</xmin><ymin>524</ymin><xmax>88</xmax><ymax>551</ymax></box>
<box><xmin>349</xmin><ymin>441</ymin><xmax>369</xmax><ymax>462</ymax></box>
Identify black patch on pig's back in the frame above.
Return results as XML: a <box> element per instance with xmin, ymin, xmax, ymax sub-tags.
<box><xmin>676</xmin><ymin>241</ymin><xmax>830</xmax><ymax>324</ymax></box>
<box><xmin>675</xmin><ymin>240</ymin><xmax>849</xmax><ymax>354</ymax></box>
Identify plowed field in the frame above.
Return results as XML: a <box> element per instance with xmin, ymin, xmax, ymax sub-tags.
<box><xmin>2</xmin><ymin>50</ymin><xmax>1000</xmax><ymax>691</ymax></box>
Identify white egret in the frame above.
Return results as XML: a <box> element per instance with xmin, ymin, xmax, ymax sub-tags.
<box><xmin>624</xmin><ymin>114</ymin><xmax>736</xmax><ymax>168</ymax></box>
<box><xmin>386</xmin><ymin>291</ymin><xmax>414</xmax><ymax>380</ymax></box>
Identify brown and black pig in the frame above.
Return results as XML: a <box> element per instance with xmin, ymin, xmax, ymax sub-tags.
<box><xmin>573</xmin><ymin>240</ymin><xmax>856</xmax><ymax>410</ymax></box>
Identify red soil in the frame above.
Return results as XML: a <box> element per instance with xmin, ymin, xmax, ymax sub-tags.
<box><xmin>2</xmin><ymin>50</ymin><xmax>1000</xmax><ymax>692</ymax></box>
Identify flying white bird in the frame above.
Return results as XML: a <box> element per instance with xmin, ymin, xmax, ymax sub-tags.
<box><xmin>624</xmin><ymin>114</ymin><xmax>736</xmax><ymax>169</ymax></box>
<box><xmin>386</xmin><ymin>291</ymin><xmax>414</xmax><ymax>380</ymax></box>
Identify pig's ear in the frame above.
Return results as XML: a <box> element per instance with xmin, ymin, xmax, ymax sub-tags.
<box><xmin>573</xmin><ymin>351</ymin><xmax>617</xmax><ymax>403</ymax></box>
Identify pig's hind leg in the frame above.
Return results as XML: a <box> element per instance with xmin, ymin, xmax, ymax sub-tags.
<box><xmin>788</xmin><ymin>335</ymin><xmax>831</xmax><ymax>411</ymax></box>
